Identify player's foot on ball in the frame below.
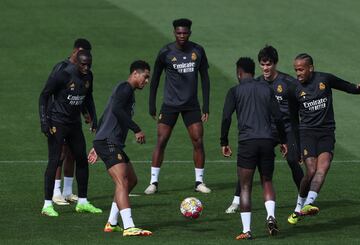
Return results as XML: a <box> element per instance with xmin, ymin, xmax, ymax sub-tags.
<box><xmin>75</xmin><ymin>202</ymin><xmax>102</xmax><ymax>213</ymax></box>
<box><xmin>123</xmin><ymin>227</ymin><xmax>152</xmax><ymax>237</ymax></box>
<box><xmin>288</xmin><ymin>212</ymin><xmax>302</xmax><ymax>225</ymax></box>
<box><xmin>266</xmin><ymin>216</ymin><xmax>279</xmax><ymax>236</ymax></box>
<box><xmin>104</xmin><ymin>222</ymin><xmax>123</xmax><ymax>232</ymax></box>
<box><xmin>144</xmin><ymin>182</ymin><xmax>158</xmax><ymax>195</ymax></box>
<box><xmin>235</xmin><ymin>231</ymin><xmax>253</xmax><ymax>240</ymax></box>
<box><xmin>52</xmin><ymin>195</ymin><xmax>69</xmax><ymax>205</ymax></box>
<box><xmin>225</xmin><ymin>203</ymin><xmax>239</xmax><ymax>214</ymax></box>
<box><xmin>64</xmin><ymin>193</ymin><xmax>78</xmax><ymax>203</ymax></box>
<box><xmin>195</xmin><ymin>182</ymin><xmax>211</xmax><ymax>193</ymax></box>
<box><xmin>41</xmin><ymin>205</ymin><xmax>59</xmax><ymax>217</ymax></box>
<box><xmin>300</xmin><ymin>204</ymin><xmax>319</xmax><ymax>216</ymax></box>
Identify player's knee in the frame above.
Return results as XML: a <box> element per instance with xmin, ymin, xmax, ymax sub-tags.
<box><xmin>191</xmin><ymin>137</ymin><xmax>203</xmax><ymax>149</ymax></box>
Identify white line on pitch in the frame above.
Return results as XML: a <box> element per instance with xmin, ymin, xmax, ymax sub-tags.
<box><xmin>1</xmin><ymin>160</ymin><xmax>360</xmax><ymax>163</ymax></box>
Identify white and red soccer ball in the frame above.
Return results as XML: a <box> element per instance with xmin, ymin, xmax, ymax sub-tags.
<box><xmin>180</xmin><ymin>197</ymin><xmax>203</xmax><ymax>219</ymax></box>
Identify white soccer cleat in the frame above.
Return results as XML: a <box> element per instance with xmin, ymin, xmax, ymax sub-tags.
<box><xmin>144</xmin><ymin>184</ymin><xmax>158</xmax><ymax>195</ymax></box>
<box><xmin>225</xmin><ymin>203</ymin><xmax>239</xmax><ymax>214</ymax></box>
<box><xmin>195</xmin><ymin>183</ymin><xmax>211</xmax><ymax>193</ymax></box>
<box><xmin>52</xmin><ymin>195</ymin><xmax>70</xmax><ymax>205</ymax></box>
<box><xmin>64</xmin><ymin>193</ymin><xmax>78</xmax><ymax>202</ymax></box>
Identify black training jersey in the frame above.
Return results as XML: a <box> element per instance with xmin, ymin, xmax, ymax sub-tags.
<box><xmin>95</xmin><ymin>82</ymin><xmax>141</xmax><ymax>148</ymax></box>
<box><xmin>294</xmin><ymin>71</ymin><xmax>360</xmax><ymax>130</ymax></box>
<box><xmin>257</xmin><ymin>72</ymin><xmax>299</xmax><ymax>133</ymax></box>
<box><xmin>220</xmin><ymin>78</ymin><xmax>287</xmax><ymax>145</ymax></box>
<box><xmin>149</xmin><ymin>41</ymin><xmax>210</xmax><ymax>114</ymax></box>
<box><xmin>39</xmin><ymin>64</ymin><xmax>96</xmax><ymax>125</ymax></box>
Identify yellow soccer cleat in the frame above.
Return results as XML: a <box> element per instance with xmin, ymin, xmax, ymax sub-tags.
<box><xmin>300</xmin><ymin>204</ymin><xmax>319</xmax><ymax>216</ymax></box>
<box><xmin>41</xmin><ymin>205</ymin><xmax>59</xmax><ymax>217</ymax></box>
<box><xmin>123</xmin><ymin>227</ymin><xmax>152</xmax><ymax>237</ymax></box>
<box><xmin>235</xmin><ymin>231</ymin><xmax>253</xmax><ymax>240</ymax></box>
<box><xmin>288</xmin><ymin>212</ymin><xmax>302</xmax><ymax>225</ymax></box>
<box><xmin>104</xmin><ymin>222</ymin><xmax>123</xmax><ymax>232</ymax></box>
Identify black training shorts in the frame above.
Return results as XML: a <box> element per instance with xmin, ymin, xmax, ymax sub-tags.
<box><xmin>158</xmin><ymin>104</ymin><xmax>202</xmax><ymax>128</ymax></box>
<box><xmin>300</xmin><ymin>129</ymin><xmax>335</xmax><ymax>160</ymax></box>
<box><xmin>237</xmin><ymin>139</ymin><xmax>275</xmax><ymax>177</ymax></box>
<box><xmin>93</xmin><ymin>139</ymin><xmax>129</xmax><ymax>170</ymax></box>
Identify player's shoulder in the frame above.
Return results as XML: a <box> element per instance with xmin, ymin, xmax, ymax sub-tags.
<box><xmin>189</xmin><ymin>41</ymin><xmax>205</xmax><ymax>52</ymax></box>
<box><xmin>114</xmin><ymin>81</ymin><xmax>132</xmax><ymax>94</ymax></box>
<box><xmin>159</xmin><ymin>43</ymin><xmax>174</xmax><ymax>54</ymax></box>
<box><xmin>278</xmin><ymin>71</ymin><xmax>296</xmax><ymax>83</ymax></box>
<box><xmin>51</xmin><ymin>59</ymin><xmax>70</xmax><ymax>73</ymax></box>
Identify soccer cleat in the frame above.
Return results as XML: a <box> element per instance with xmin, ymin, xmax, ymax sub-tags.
<box><xmin>300</xmin><ymin>204</ymin><xmax>319</xmax><ymax>216</ymax></box>
<box><xmin>235</xmin><ymin>231</ymin><xmax>253</xmax><ymax>240</ymax></box>
<box><xmin>225</xmin><ymin>203</ymin><xmax>239</xmax><ymax>214</ymax></box>
<box><xmin>288</xmin><ymin>212</ymin><xmax>302</xmax><ymax>225</ymax></box>
<box><xmin>266</xmin><ymin>216</ymin><xmax>279</xmax><ymax>236</ymax></box>
<box><xmin>41</xmin><ymin>205</ymin><xmax>59</xmax><ymax>217</ymax></box>
<box><xmin>123</xmin><ymin>227</ymin><xmax>152</xmax><ymax>237</ymax></box>
<box><xmin>195</xmin><ymin>183</ymin><xmax>211</xmax><ymax>193</ymax></box>
<box><xmin>144</xmin><ymin>183</ymin><xmax>158</xmax><ymax>195</ymax></box>
<box><xmin>52</xmin><ymin>195</ymin><xmax>70</xmax><ymax>205</ymax></box>
<box><xmin>104</xmin><ymin>222</ymin><xmax>123</xmax><ymax>232</ymax></box>
<box><xmin>64</xmin><ymin>193</ymin><xmax>78</xmax><ymax>202</ymax></box>
<box><xmin>75</xmin><ymin>202</ymin><xmax>102</xmax><ymax>213</ymax></box>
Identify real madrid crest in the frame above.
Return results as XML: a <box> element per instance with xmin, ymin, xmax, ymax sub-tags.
<box><xmin>304</xmin><ymin>149</ymin><xmax>308</xmax><ymax>156</ymax></box>
<box><xmin>85</xmin><ymin>80</ymin><xmax>90</xmax><ymax>89</ymax></box>
<box><xmin>50</xmin><ymin>126</ymin><xmax>57</xmax><ymax>134</ymax></box>
<box><xmin>191</xmin><ymin>52</ymin><xmax>197</xmax><ymax>61</ymax></box>
<box><xmin>319</xmin><ymin>82</ymin><xmax>325</xmax><ymax>90</ymax></box>
<box><xmin>277</xmin><ymin>85</ymin><xmax>283</xmax><ymax>93</ymax></box>
<box><xmin>117</xmin><ymin>154</ymin><xmax>123</xmax><ymax>160</ymax></box>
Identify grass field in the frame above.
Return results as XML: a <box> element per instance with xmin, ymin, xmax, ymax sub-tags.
<box><xmin>1</xmin><ymin>0</ymin><xmax>360</xmax><ymax>244</ymax></box>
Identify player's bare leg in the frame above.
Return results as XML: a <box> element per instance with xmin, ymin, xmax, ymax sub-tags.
<box><xmin>109</xmin><ymin>162</ymin><xmax>151</xmax><ymax>236</ymax></box>
<box><xmin>52</xmin><ymin>145</ymin><xmax>69</xmax><ymax>205</ymax></box>
<box><xmin>62</xmin><ymin>146</ymin><xmax>77</xmax><ymax>202</ymax></box>
<box><xmin>144</xmin><ymin>123</ymin><xmax>173</xmax><ymax>194</ymax></box>
<box><xmin>261</xmin><ymin>174</ymin><xmax>278</xmax><ymax>236</ymax></box>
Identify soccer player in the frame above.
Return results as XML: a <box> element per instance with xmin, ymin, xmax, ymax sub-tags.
<box><xmin>287</xmin><ymin>53</ymin><xmax>360</xmax><ymax>224</ymax></box>
<box><xmin>39</xmin><ymin>50</ymin><xmax>101</xmax><ymax>216</ymax></box>
<box><xmin>225</xmin><ymin>45</ymin><xmax>304</xmax><ymax>214</ymax></box>
<box><xmin>48</xmin><ymin>38</ymin><xmax>95</xmax><ymax>205</ymax></box>
<box><xmin>144</xmin><ymin>18</ymin><xmax>211</xmax><ymax>194</ymax></box>
<box><xmin>88</xmin><ymin>60</ymin><xmax>152</xmax><ymax>236</ymax></box>
<box><xmin>220</xmin><ymin>57</ymin><xmax>287</xmax><ymax>239</ymax></box>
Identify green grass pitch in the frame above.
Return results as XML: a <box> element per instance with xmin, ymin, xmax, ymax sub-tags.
<box><xmin>0</xmin><ymin>0</ymin><xmax>360</xmax><ymax>244</ymax></box>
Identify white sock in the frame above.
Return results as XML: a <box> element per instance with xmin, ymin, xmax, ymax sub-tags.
<box><xmin>62</xmin><ymin>177</ymin><xmax>74</xmax><ymax>197</ymax></box>
<box><xmin>53</xmin><ymin>179</ymin><xmax>62</xmax><ymax>197</ymax></box>
<box><xmin>120</xmin><ymin>208</ymin><xmax>135</xmax><ymax>229</ymax></box>
<box><xmin>78</xmin><ymin>198</ymin><xmax>88</xmax><ymax>205</ymax></box>
<box><xmin>108</xmin><ymin>202</ymin><xmax>120</xmax><ymax>225</ymax></box>
<box><xmin>264</xmin><ymin>200</ymin><xmax>275</xmax><ymax>219</ymax></box>
<box><xmin>233</xmin><ymin>196</ymin><xmax>240</xmax><ymax>205</ymax></box>
<box><xmin>294</xmin><ymin>195</ymin><xmax>306</xmax><ymax>212</ymax></box>
<box><xmin>195</xmin><ymin>168</ymin><xmax>204</xmax><ymax>183</ymax></box>
<box><xmin>150</xmin><ymin>167</ymin><xmax>160</xmax><ymax>184</ymax></box>
<box><xmin>304</xmin><ymin>191</ymin><xmax>318</xmax><ymax>206</ymax></box>
<box><xmin>43</xmin><ymin>200</ymin><xmax>53</xmax><ymax>208</ymax></box>
<box><xmin>240</xmin><ymin>212</ymin><xmax>251</xmax><ymax>233</ymax></box>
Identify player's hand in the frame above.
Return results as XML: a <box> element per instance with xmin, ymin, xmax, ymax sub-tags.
<box><xmin>41</xmin><ymin>121</ymin><xmax>50</xmax><ymax>137</ymax></box>
<box><xmin>149</xmin><ymin>107</ymin><xmax>157</xmax><ymax>120</ymax></box>
<box><xmin>88</xmin><ymin>148</ymin><xmax>98</xmax><ymax>164</ymax></box>
<box><xmin>90</xmin><ymin>121</ymin><xmax>97</xmax><ymax>133</ymax></box>
<box><xmin>222</xmin><ymin>145</ymin><xmax>232</xmax><ymax>157</ymax></box>
<box><xmin>280</xmin><ymin>144</ymin><xmax>288</xmax><ymax>157</ymax></box>
<box><xmin>135</xmin><ymin>131</ymin><xmax>146</xmax><ymax>144</ymax></box>
<box><xmin>201</xmin><ymin>113</ymin><xmax>209</xmax><ymax>122</ymax></box>
<box><xmin>83</xmin><ymin>113</ymin><xmax>92</xmax><ymax>124</ymax></box>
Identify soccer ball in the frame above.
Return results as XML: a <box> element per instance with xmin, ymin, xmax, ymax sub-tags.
<box><xmin>180</xmin><ymin>197</ymin><xmax>203</xmax><ymax>219</ymax></box>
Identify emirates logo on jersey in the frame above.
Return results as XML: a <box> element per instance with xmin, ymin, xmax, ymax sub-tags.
<box><xmin>319</xmin><ymin>82</ymin><xmax>326</xmax><ymax>90</ymax></box>
<box><xmin>191</xmin><ymin>52</ymin><xmax>197</xmax><ymax>61</ymax></box>
<box><xmin>277</xmin><ymin>85</ymin><xmax>283</xmax><ymax>93</ymax></box>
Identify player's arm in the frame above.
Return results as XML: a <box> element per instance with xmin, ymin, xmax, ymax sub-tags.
<box><xmin>112</xmin><ymin>86</ymin><xmax>144</xmax><ymax>144</ymax></box>
<box><xmin>270</xmin><ymin>89</ymin><xmax>288</xmax><ymax>156</ymax></box>
<box><xmin>149</xmin><ymin>50</ymin><xmax>166</xmax><ymax>119</ymax></box>
<box><xmin>83</xmin><ymin>73</ymin><xmax>97</xmax><ymax>132</ymax></box>
<box><xmin>220</xmin><ymin>88</ymin><xmax>236</xmax><ymax>157</ymax></box>
<box><xmin>287</xmin><ymin>81</ymin><xmax>301</xmax><ymax>160</ymax></box>
<box><xmin>199</xmin><ymin>48</ymin><xmax>210</xmax><ymax>122</ymax></box>
<box><xmin>38</xmin><ymin>71</ymin><xmax>64</xmax><ymax>136</ymax></box>
<box><xmin>328</xmin><ymin>73</ymin><xmax>360</xmax><ymax>94</ymax></box>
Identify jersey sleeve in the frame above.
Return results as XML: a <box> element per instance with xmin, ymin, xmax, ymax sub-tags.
<box><xmin>112</xmin><ymin>85</ymin><xmax>141</xmax><ymax>133</ymax></box>
<box><xmin>149</xmin><ymin>48</ymin><xmax>167</xmax><ymax>116</ymax></box>
<box><xmin>328</xmin><ymin>73</ymin><xmax>360</xmax><ymax>94</ymax></box>
<box><xmin>199</xmin><ymin>47</ymin><xmax>210</xmax><ymax>114</ymax></box>
<box><xmin>83</xmin><ymin>73</ymin><xmax>97</xmax><ymax>129</ymax></box>
<box><xmin>269</xmin><ymin>88</ymin><xmax>287</xmax><ymax>144</ymax></box>
<box><xmin>220</xmin><ymin>87</ymin><xmax>236</xmax><ymax>146</ymax></box>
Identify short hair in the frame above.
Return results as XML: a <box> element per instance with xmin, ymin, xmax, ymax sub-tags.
<box><xmin>173</xmin><ymin>18</ymin><xmax>192</xmax><ymax>29</ymax></box>
<box><xmin>130</xmin><ymin>60</ymin><xmax>150</xmax><ymax>74</ymax></box>
<box><xmin>295</xmin><ymin>53</ymin><xmax>313</xmax><ymax>65</ymax></box>
<box><xmin>77</xmin><ymin>49</ymin><xmax>92</xmax><ymax>60</ymax></box>
<box><xmin>258</xmin><ymin>45</ymin><xmax>278</xmax><ymax>64</ymax></box>
<box><xmin>236</xmin><ymin>57</ymin><xmax>255</xmax><ymax>75</ymax></box>
<box><xmin>73</xmin><ymin>38</ymin><xmax>92</xmax><ymax>51</ymax></box>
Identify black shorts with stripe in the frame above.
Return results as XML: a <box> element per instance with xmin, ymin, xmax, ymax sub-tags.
<box><xmin>93</xmin><ymin>139</ymin><xmax>129</xmax><ymax>170</ymax></box>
